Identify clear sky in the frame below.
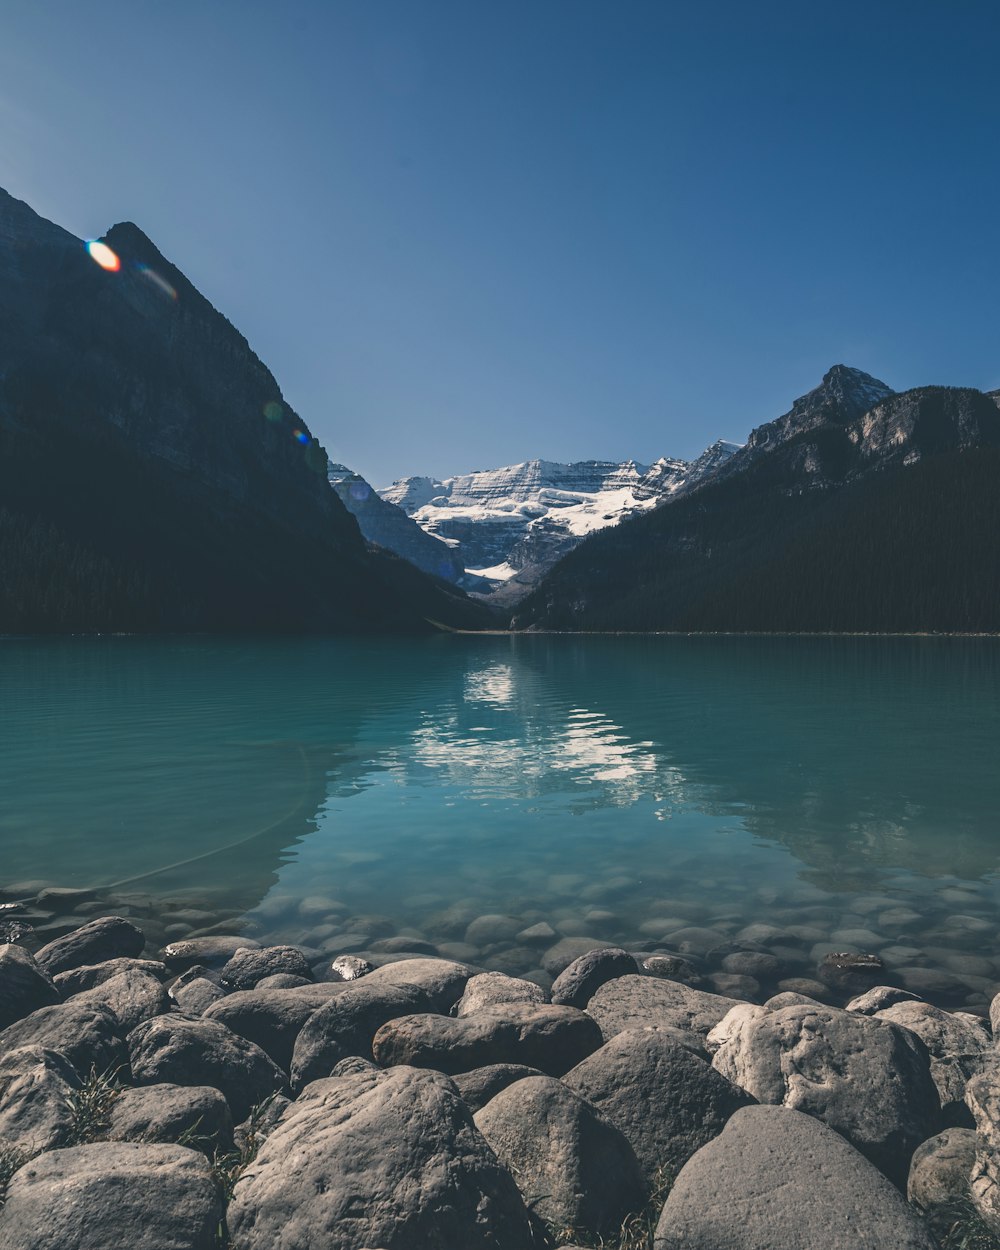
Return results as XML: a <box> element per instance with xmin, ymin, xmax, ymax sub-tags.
<box><xmin>2</xmin><ymin>1</ymin><xmax>998</xmax><ymax>485</ymax></box>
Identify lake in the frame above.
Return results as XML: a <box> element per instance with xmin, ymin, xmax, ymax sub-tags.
<box><xmin>3</xmin><ymin>634</ymin><xmax>1000</xmax><ymax>1008</ymax></box>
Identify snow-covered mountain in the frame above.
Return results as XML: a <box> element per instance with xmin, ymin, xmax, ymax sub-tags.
<box><xmin>379</xmin><ymin>440</ymin><xmax>740</xmax><ymax>596</ymax></box>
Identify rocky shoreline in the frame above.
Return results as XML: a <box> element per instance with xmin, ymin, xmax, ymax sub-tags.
<box><xmin>1</xmin><ymin>896</ymin><xmax>1000</xmax><ymax>1248</ymax></box>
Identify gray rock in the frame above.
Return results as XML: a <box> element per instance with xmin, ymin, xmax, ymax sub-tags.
<box><xmin>586</xmin><ymin>975</ymin><xmax>740</xmax><ymax>1047</ymax></box>
<box><xmin>0</xmin><ymin>1002</ymin><xmax>127</xmax><ymax>1081</ymax></box>
<box><xmin>327</xmin><ymin>954</ymin><xmax>374</xmax><ymax>981</ymax></box>
<box><xmin>54</xmin><ymin>958</ymin><xmax>168</xmax><ymax>996</ymax></box>
<box><xmin>541</xmin><ymin>936</ymin><xmax>607</xmax><ymax>976</ymax></box>
<box><xmin>369</xmin><ymin>935</ymin><xmax>438</xmax><ymax>955</ymax></box>
<box><xmin>710</xmin><ymin>1002</ymin><xmax>940</xmax><ymax>1186</ymax></box>
<box><xmin>205</xmin><ymin>984</ymin><xmax>345</xmax><ymax>1070</ymax></box>
<box><xmin>963</xmin><ymin>1062</ymin><xmax>1000</xmax><ymax>1228</ymax></box>
<box><xmin>72</xmin><ymin>969</ymin><xmax>170</xmax><ymax>1033</ymax></box>
<box><xmin>128</xmin><ymin>1016</ymin><xmax>287</xmax><ymax>1123</ymax></box>
<box><xmin>847</xmin><ymin>985</ymin><xmax>922</xmax><ymax>1014</ymax></box>
<box><xmin>550</xmin><ymin>947</ymin><xmax>639</xmax><ymax>1009</ymax></box>
<box><xmin>0</xmin><ymin>945</ymin><xmax>60</xmax><ymax>1032</ymax></box>
<box><xmin>171</xmin><ymin>976</ymin><xmax>228</xmax><ymax>1016</ymax></box>
<box><xmin>290</xmin><ymin>981</ymin><xmax>433</xmax><ymax>1091</ymax></box>
<box><xmin>456</xmin><ymin>972</ymin><xmax>546</xmax><ymax>1017</ymax></box>
<box><xmin>219</xmin><ymin>944</ymin><xmax>313</xmax><ymax>991</ymax></box>
<box><xmin>33</xmin><ymin>916</ymin><xmax>146</xmax><ymax>976</ymax></box>
<box><xmin>474</xmin><ymin>1074</ymin><xmax>647</xmax><ymax>1236</ymax></box>
<box><xmin>877</xmin><ymin>1000</ymin><xmax>988</xmax><ymax>1126</ymax></box>
<box><xmin>642</xmin><ymin>954</ymin><xmax>704</xmax><ymax>985</ymax></box>
<box><xmin>908</xmin><ymin>1127</ymin><xmax>976</xmax><ymax>1219</ymax></box>
<box><xmin>816</xmin><ymin>950</ymin><xmax>885</xmax><ymax>995</ymax></box>
<box><xmin>228</xmin><ymin>1065</ymin><xmax>535</xmax><ymax>1250</ymax></box>
<box><xmin>989</xmin><ymin>988</ymin><xmax>1000</xmax><ymax>1037</ymax></box>
<box><xmin>517</xmin><ymin>921</ymin><xmax>556</xmax><ymax>945</ymax></box>
<box><xmin>0</xmin><ymin>1046</ymin><xmax>79</xmax><ymax>1152</ymax></box>
<box><xmin>654</xmin><ymin>1105</ymin><xmax>938</xmax><ymax>1249</ymax></box>
<box><xmin>0</xmin><ymin>1141</ymin><xmax>221</xmax><ymax>1250</ymax></box>
<box><xmin>107</xmin><ymin>1082</ymin><xmax>233</xmax><ymax>1153</ymax></box>
<box><xmin>357</xmin><ymin>957</ymin><xmax>472</xmax><ymax>1012</ymax></box>
<box><xmin>720</xmin><ymin>950</ymin><xmax>781</xmax><ymax>979</ymax></box>
<box><xmin>763</xmin><ymin>991</ymin><xmax>824</xmax><ymax>1010</ymax></box>
<box><xmin>663</xmin><ymin>926</ymin><xmax>729</xmax><ymax>957</ymax></box>
<box><xmin>373</xmin><ymin>1003</ymin><xmax>602</xmax><ymax>1077</ymax></box>
<box><xmin>161</xmin><ymin>935</ymin><xmax>260</xmax><ymax>973</ymax></box>
<box><xmin>708</xmin><ymin>971</ymin><xmax>759</xmax><ymax>1000</ymax></box>
<box><xmin>255</xmin><ymin>973</ymin><xmax>312</xmax><ymax>989</ymax></box>
<box><xmin>452</xmin><ymin>1064</ymin><xmax>544</xmax><ymax>1113</ymax></box>
<box><xmin>464</xmin><ymin>914</ymin><xmax>523</xmax><ymax>946</ymax></box>
<box><xmin>564</xmin><ymin>1027</ymin><xmax>755</xmax><ymax>1183</ymax></box>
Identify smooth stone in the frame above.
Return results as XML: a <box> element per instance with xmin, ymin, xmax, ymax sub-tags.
<box><xmin>878</xmin><ymin>908</ymin><xmax>924</xmax><ymax>929</ymax></box>
<box><xmin>877</xmin><ymin>1000</ymin><xmax>988</xmax><ymax>1126</ymax></box>
<box><xmin>205</xmin><ymin>984</ymin><xmax>346</xmax><ymax>1071</ymax></box>
<box><xmin>711</xmin><ymin>1002</ymin><xmax>940</xmax><ymax>1187</ymax></box>
<box><xmin>550</xmin><ymin>947</ymin><xmax>639</xmax><ymax>1009</ymax></box>
<box><xmin>720</xmin><ymin>950</ymin><xmax>781</xmax><ymax>979</ymax></box>
<box><xmin>764</xmin><ymin>992</ymin><xmax>824</xmax><ymax>1010</ymax></box>
<box><xmin>898</xmin><ymin>966</ymin><xmax>964</xmax><ymax>997</ymax></box>
<box><xmin>356</xmin><ymin>958</ymin><xmax>472</xmax><ymax>1013</ymax></box>
<box><xmin>255</xmin><ymin>973</ymin><xmax>312</xmax><ymax>989</ymax></box>
<box><xmin>907</xmin><ymin>1127</ymin><xmax>977</xmax><ymax>1220</ymax></box>
<box><xmin>54</xmin><ymin>959</ymin><xmax>168</xmax><ymax>996</ymax></box>
<box><xmin>34</xmin><ymin>916</ymin><xmax>146</xmax><ymax>977</ymax></box>
<box><xmin>228</xmin><ymin>1065</ymin><xmax>536</xmax><ymax>1250</ymax></box>
<box><xmin>71</xmin><ymin>969</ymin><xmax>170</xmax><ymax>1033</ymax></box>
<box><xmin>816</xmin><ymin>950</ymin><xmax>884</xmax><ymax>995</ymax></box>
<box><xmin>733</xmin><ymin>923</ymin><xmax>788</xmax><ymax>946</ymax></box>
<box><xmin>161</xmin><ymin>935</ymin><xmax>261</xmax><ymax>973</ymax></box>
<box><xmin>434</xmin><ymin>942</ymin><xmax>482</xmax><ymax>964</ymax></box>
<box><xmin>586</xmin><ymin>975</ymin><xmax>740</xmax><ymax>1047</ymax></box>
<box><xmin>462</xmin><ymin>914</ymin><xmax>522</xmax><ymax>947</ymax></box>
<box><xmin>171</xmin><ymin>977</ymin><xmax>228</xmax><ymax>1016</ymax></box>
<box><xmin>290</xmin><ymin>981</ymin><xmax>434</xmax><ymax>1091</ymax></box>
<box><xmin>0</xmin><ymin>1002</ymin><xmax>127</xmax><ymax>1081</ymax></box>
<box><xmin>319</xmin><ymin>932</ymin><xmax>372</xmax><ymax>954</ymax></box>
<box><xmin>315</xmin><ymin>954</ymin><xmax>375</xmax><ymax>983</ymax></box>
<box><xmin>0</xmin><ymin>1046</ymin><xmax>80</xmax><ymax>1153</ymax></box>
<box><xmin>373</xmin><ymin>1004</ymin><xmax>603</xmax><ymax>1077</ymax></box>
<box><xmin>664</xmin><ymin>927</ymin><xmax>729</xmax><ymax>957</ymax></box>
<box><xmin>369</xmin><ymin>936</ymin><xmax>439</xmax><ymax>955</ymax></box>
<box><xmin>879</xmin><ymin>944</ymin><xmax>924</xmax><ymax>967</ymax></box>
<box><xmin>847</xmin><ymin>985</ymin><xmax>922</xmax><ymax>1014</ymax></box>
<box><xmin>0</xmin><ymin>1141</ymin><xmax>222</xmax><ymax>1250</ymax></box>
<box><xmin>708</xmin><ymin>972</ymin><xmax>759</xmax><ymax>1000</ymax></box>
<box><xmin>642</xmin><ymin>954</ymin><xmax>704</xmax><ymax>986</ymax></box>
<box><xmin>128</xmin><ymin>1016</ymin><xmax>287</xmax><ymax>1124</ymax></box>
<box><xmin>219</xmin><ymin>945</ymin><xmax>313</xmax><ymax>991</ymax></box>
<box><xmin>541</xmin><ymin>937</ymin><xmax>607</xmax><ymax>976</ymax></box>
<box><xmin>456</xmin><ymin>972</ymin><xmax>546</xmax><ymax>1017</ymax></box>
<box><xmin>654</xmin><ymin>1105</ymin><xmax>938</xmax><ymax>1250</ymax></box>
<box><xmin>0</xmin><ymin>944</ymin><xmax>60</xmax><ymax>1030</ymax></box>
<box><xmin>107</xmin><ymin>1083</ymin><xmax>233</xmax><ymax>1153</ymax></box>
<box><xmin>35</xmin><ymin>887</ymin><xmax>100</xmax><ymax>911</ymax></box>
<box><xmin>564</xmin><ymin>1027</ymin><xmax>755</xmax><ymax>1183</ymax></box>
<box><xmin>451</xmin><ymin>1064</ymin><xmax>545</xmax><ymax>1113</ymax></box>
<box><xmin>474</xmin><ymin>1075</ymin><xmax>647</xmax><ymax>1236</ymax></box>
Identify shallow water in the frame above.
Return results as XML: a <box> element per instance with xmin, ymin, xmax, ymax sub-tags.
<box><xmin>3</xmin><ymin>635</ymin><xmax>1000</xmax><ymax>1006</ymax></box>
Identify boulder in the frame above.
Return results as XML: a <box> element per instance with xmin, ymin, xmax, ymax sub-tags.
<box><xmin>963</xmin><ymin>1062</ymin><xmax>1000</xmax><ymax>1228</ymax></box>
<box><xmin>219</xmin><ymin>945</ymin><xmax>313</xmax><ymax>991</ymax></box>
<box><xmin>0</xmin><ymin>1046</ymin><xmax>79</xmax><ymax>1153</ymax></box>
<box><xmin>456</xmin><ymin>972</ymin><xmax>546</xmax><ymax>1017</ymax></box>
<box><xmin>452</xmin><ymin>1064</ymin><xmax>544</xmax><ymax>1113</ymax></box>
<box><xmin>161</xmin><ymin>935</ymin><xmax>260</xmax><ymax>974</ymax></box>
<box><xmin>847</xmin><ymin>985</ymin><xmax>922</xmax><ymax>1015</ymax></box>
<box><xmin>0</xmin><ymin>1141</ymin><xmax>221</xmax><ymax>1250</ymax></box>
<box><xmin>876</xmin><ymin>1000</ymin><xmax>988</xmax><ymax>1126</ymax></box>
<box><xmin>255</xmin><ymin>973</ymin><xmax>311</xmax><ymax>989</ymax></box>
<box><xmin>710</xmin><ymin>1002</ymin><xmax>940</xmax><ymax>1186</ymax></box>
<box><xmin>33</xmin><ymin>917</ymin><xmax>146</xmax><ymax>976</ymax></box>
<box><xmin>373</xmin><ymin>1003</ymin><xmax>602</xmax><ymax>1077</ymax></box>
<box><xmin>72</xmin><ymin>969</ymin><xmax>170</xmax><ymax>1033</ymax></box>
<box><xmin>0</xmin><ymin>1002</ymin><xmax>127</xmax><ymax>1081</ymax></box>
<box><xmin>356</xmin><ymin>958</ymin><xmax>472</xmax><ymax>1012</ymax></box>
<box><xmin>54</xmin><ymin>958</ymin><xmax>168</xmax><ymax>996</ymax></box>
<box><xmin>290</xmin><ymin>981</ymin><xmax>433</xmax><ymax>1091</ymax></box>
<box><xmin>642</xmin><ymin>954</ymin><xmax>704</xmax><ymax>986</ymax></box>
<box><xmin>327</xmin><ymin>954</ymin><xmax>374</xmax><ymax>981</ymax></box>
<box><xmin>474</xmin><ymin>1075</ymin><xmax>647</xmax><ymax>1236</ymax></box>
<box><xmin>0</xmin><ymin>945</ymin><xmax>60</xmax><ymax>1030</ymax></box>
<box><xmin>227</xmin><ymin>1065</ymin><xmax>536</xmax><ymax>1250</ymax></box>
<box><xmin>564</xmin><ymin>1027</ymin><xmax>755</xmax><ymax>1182</ymax></box>
<box><xmin>586</xmin><ymin>975</ymin><xmax>740</xmax><ymax>1047</ymax></box>
<box><xmin>205</xmin><ymin>984</ymin><xmax>345</xmax><ymax>1070</ymax></box>
<box><xmin>541</xmin><ymin>937</ymin><xmax>607</xmax><ymax>976</ymax></box>
<box><xmin>107</xmin><ymin>1083</ymin><xmax>233</xmax><ymax>1153</ymax></box>
<box><xmin>170</xmin><ymin>976</ymin><xmax>228</xmax><ymax>1016</ymax></box>
<box><xmin>550</xmin><ymin>947</ymin><xmax>639</xmax><ymax>1009</ymax></box>
<box><xmin>907</xmin><ymin>1127</ymin><xmax>977</xmax><ymax>1220</ymax></box>
<box><xmin>128</xmin><ymin>1016</ymin><xmax>287</xmax><ymax>1123</ymax></box>
<box><xmin>653</xmin><ymin>1105</ymin><xmax>938</xmax><ymax>1249</ymax></box>
<box><xmin>816</xmin><ymin>951</ymin><xmax>884</xmax><ymax>996</ymax></box>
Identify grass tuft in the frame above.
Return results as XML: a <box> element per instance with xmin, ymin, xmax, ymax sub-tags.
<box><xmin>544</xmin><ymin>1166</ymin><xmax>674</xmax><ymax>1250</ymax></box>
<box><xmin>63</xmin><ymin>1066</ymin><xmax>125</xmax><ymax>1146</ymax></box>
<box><xmin>937</xmin><ymin>1200</ymin><xmax>1000</xmax><ymax>1250</ymax></box>
<box><xmin>0</xmin><ymin>1147</ymin><xmax>31</xmax><ymax>1209</ymax></box>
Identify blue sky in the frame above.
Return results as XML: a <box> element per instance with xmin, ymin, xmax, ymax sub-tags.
<box><xmin>2</xmin><ymin>1</ymin><xmax>998</xmax><ymax>484</ymax></box>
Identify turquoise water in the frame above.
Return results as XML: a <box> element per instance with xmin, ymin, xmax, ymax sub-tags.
<box><xmin>3</xmin><ymin>635</ymin><xmax>1000</xmax><ymax>1005</ymax></box>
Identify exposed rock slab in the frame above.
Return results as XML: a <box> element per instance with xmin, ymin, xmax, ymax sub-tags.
<box><xmin>227</xmin><ymin>1065</ymin><xmax>536</xmax><ymax>1250</ymax></box>
<box><xmin>653</xmin><ymin>1105</ymin><xmax>938</xmax><ymax>1249</ymax></box>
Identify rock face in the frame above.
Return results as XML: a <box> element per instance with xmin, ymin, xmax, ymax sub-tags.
<box><xmin>0</xmin><ymin>1141</ymin><xmax>222</xmax><ymax>1250</ymax></box>
<box><xmin>585</xmin><ymin>975</ymin><xmax>740</xmax><ymax>1047</ymax></box>
<box><xmin>0</xmin><ymin>944</ymin><xmax>60</xmax><ymax>1030</ymax></box>
<box><xmin>0</xmin><ymin>1046</ymin><xmax>80</xmax><ymax>1153</ymax></box>
<box><xmin>550</xmin><ymin>948</ymin><xmax>639</xmax><ymax>1009</ymax></box>
<box><xmin>474</xmin><ymin>1075</ymin><xmax>647</xmax><ymax>1236</ymax></box>
<box><xmin>372</xmin><ymin>1004</ymin><xmax>602</xmax><ymax>1076</ymax></box>
<box><xmin>33</xmin><ymin>916</ymin><xmax>146</xmax><ymax>976</ymax></box>
<box><xmin>564</xmin><ymin>1027</ymin><xmax>755</xmax><ymax>1182</ymax></box>
<box><xmin>653</xmin><ymin>1105</ymin><xmax>938</xmax><ymax>1249</ymax></box>
<box><xmin>128</xmin><ymin>1016</ymin><xmax>287</xmax><ymax>1123</ymax></box>
<box><xmin>710</xmin><ymin>1003</ymin><xmax>940</xmax><ymax>1186</ymax></box>
<box><xmin>227</xmin><ymin>1065</ymin><xmax>536</xmax><ymax>1250</ymax></box>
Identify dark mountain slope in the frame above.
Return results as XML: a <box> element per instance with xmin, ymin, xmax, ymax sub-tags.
<box><xmin>513</xmin><ymin>384</ymin><xmax>1000</xmax><ymax>633</ymax></box>
<box><xmin>0</xmin><ymin>188</ymin><xmax>485</xmax><ymax>632</ymax></box>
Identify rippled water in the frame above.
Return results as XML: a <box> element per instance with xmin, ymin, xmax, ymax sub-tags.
<box><xmin>3</xmin><ymin>635</ymin><xmax>1000</xmax><ymax>1007</ymax></box>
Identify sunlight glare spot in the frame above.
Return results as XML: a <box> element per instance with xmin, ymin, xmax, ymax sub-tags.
<box><xmin>86</xmin><ymin>240</ymin><xmax>120</xmax><ymax>271</ymax></box>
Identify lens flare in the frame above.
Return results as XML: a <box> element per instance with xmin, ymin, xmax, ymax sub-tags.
<box><xmin>137</xmin><ymin>264</ymin><xmax>177</xmax><ymax>300</ymax></box>
<box><xmin>86</xmin><ymin>240</ymin><xmax>120</xmax><ymax>272</ymax></box>
<box><xmin>263</xmin><ymin>401</ymin><xmax>283</xmax><ymax>422</ymax></box>
<box><xmin>293</xmin><ymin>429</ymin><xmax>310</xmax><ymax>444</ymax></box>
